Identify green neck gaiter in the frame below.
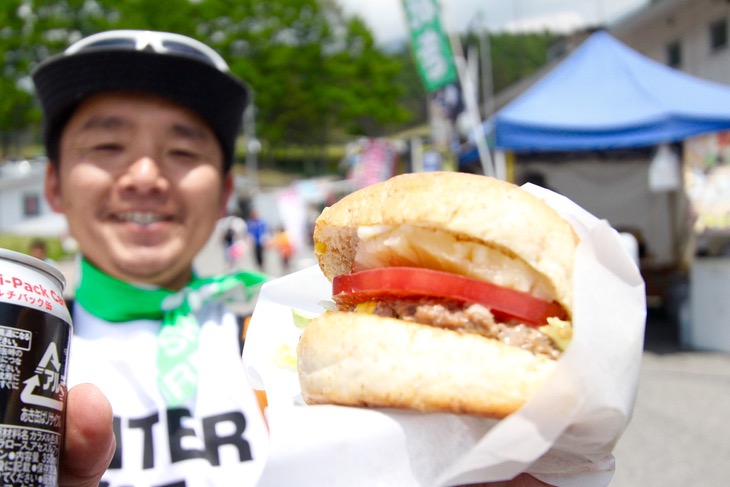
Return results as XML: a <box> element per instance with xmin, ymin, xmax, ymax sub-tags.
<box><xmin>75</xmin><ymin>258</ymin><xmax>268</xmax><ymax>406</ymax></box>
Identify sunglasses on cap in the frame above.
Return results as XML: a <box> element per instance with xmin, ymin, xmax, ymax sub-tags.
<box><xmin>65</xmin><ymin>29</ymin><xmax>230</xmax><ymax>73</ymax></box>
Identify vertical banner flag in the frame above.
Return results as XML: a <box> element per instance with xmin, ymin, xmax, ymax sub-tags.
<box><xmin>402</xmin><ymin>0</ymin><xmax>458</xmax><ymax>92</ymax></box>
<box><xmin>348</xmin><ymin>138</ymin><xmax>398</xmax><ymax>189</ymax></box>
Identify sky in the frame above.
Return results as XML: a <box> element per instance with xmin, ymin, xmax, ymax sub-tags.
<box><xmin>336</xmin><ymin>0</ymin><xmax>650</xmax><ymax>45</ymax></box>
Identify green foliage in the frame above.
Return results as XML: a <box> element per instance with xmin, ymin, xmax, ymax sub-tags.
<box><xmin>487</xmin><ymin>31</ymin><xmax>562</xmax><ymax>93</ymax></box>
<box><xmin>0</xmin><ymin>1</ymin><xmax>558</xmax><ymax>169</ymax></box>
<box><xmin>1</xmin><ymin>0</ymin><xmax>416</xmax><ymax>160</ymax></box>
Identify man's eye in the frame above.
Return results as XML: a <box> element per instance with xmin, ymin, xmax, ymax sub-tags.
<box><xmin>170</xmin><ymin>149</ymin><xmax>201</xmax><ymax>160</ymax></box>
<box><xmin>92</xmin><ymin>143</ymin><xmax>123</xmax><ymax>152</ymax></box>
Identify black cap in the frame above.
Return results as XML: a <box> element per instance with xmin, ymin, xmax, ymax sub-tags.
<box><xmin>31</xmin><ymin>31</ymin><xmax>248</xmax><ymax>172</ymax></box>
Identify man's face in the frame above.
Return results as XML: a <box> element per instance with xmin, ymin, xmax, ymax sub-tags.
<box><xmin>45</xmin><ymin>92</ymin><xmax>233</xmax><ymax>290</ymax></box>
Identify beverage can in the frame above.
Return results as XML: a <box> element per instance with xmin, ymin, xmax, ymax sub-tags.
<box><xmin>0</xmin><ymin>248</ymin><xmax>72</xmax><ymax>486</ymax></box>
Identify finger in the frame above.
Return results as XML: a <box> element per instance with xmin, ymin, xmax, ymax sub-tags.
<box><xmin>60</xmin><ymin>383</ymin><xmax>115</xmax><ymax>487</ymax></box>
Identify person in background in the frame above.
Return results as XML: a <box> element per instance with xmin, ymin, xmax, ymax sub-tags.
<box><xmin>517</xmin><ymin>169</ymin><xmax>553</xmax><ymax>191</ymax></box>
<box><xmin>268</xmin><ymin>225</ymin><xmax>294</xmax><ymax>273</ymax></box>
<box><xmin>247</xmin><ymin>209</ymin><xmax>269</xmax><ymax>271</ymax></box>
<box><xmin>220</xmin><ymin>213</ymin><xmax>249</xmax><ymax>270</ymax></box>
<box><xmin>33</xmin><ymin>29</ymin><xmax>269</xmax><ymax>485</ymax></box>
<box><xmin>29</xmin><ymin>237</ymin><xmax>55</xmax><ymax>264</ymax></box>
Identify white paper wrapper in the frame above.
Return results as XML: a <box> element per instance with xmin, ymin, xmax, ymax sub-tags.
<box><xmin>243</xmin><ymin>183</ymin><xmax>646</xmax><ymax>486</ymax></box>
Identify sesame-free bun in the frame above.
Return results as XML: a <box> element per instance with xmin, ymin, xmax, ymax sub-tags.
<box><xmin>297</xmin><ymin>312</ymin><xmax>557</xmax><ymax>418</ymax></box>
<box><xmin>300</xmin><ymin>172</ymin><xmax>577</xmax><ymax>417</ymax></box>
<box><xmin>313</xmin><ymin>172</ymin><xmax>578</xmax><ymax>312</ymax></box>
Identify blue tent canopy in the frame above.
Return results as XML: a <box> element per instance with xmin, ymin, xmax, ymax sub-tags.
<box><xmin>490</xmin><ymin>30</ymin><xmax>730</xmax><ymax>152</ymax></box>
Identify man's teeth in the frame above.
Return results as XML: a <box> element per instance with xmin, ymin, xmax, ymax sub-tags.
<box><xmin>118</xmin><ymin>213</ymin><xmax>166</xmax><ymax>225</ymax></box>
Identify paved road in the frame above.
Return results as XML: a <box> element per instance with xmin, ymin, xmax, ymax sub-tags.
<box><xmin>54</xmin><ymin>243</ymin><xmax>729</xmax><ymax>487</ymax></box>
<box><xmin>611</xmin><ymin>312</ymin><xmax>730</xmax><ymax>487</ymax></box>
<box><xmin>192</xmin><ymin>233</ymin><xmax>318</xmax><ymax>316</ymax></box>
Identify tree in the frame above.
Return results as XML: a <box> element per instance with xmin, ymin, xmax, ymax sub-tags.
<box><xmin>322</xmin><ymin>16</ymin><xmax>411</xmax><ymax>137</ymax></box>
<box><xmin>0</xmin><ymin>1</ymin><xmax>559</xmax><ymax>168</ymax></box>
<box><xmin>487</xmin><ymin>31</ymin><xmax>561</xmax><ymax>94</ymax></box>
<box><xmin>0</xmin><ymin>0</ymin><xmax>417</xmax><ymax>164</ymax></box>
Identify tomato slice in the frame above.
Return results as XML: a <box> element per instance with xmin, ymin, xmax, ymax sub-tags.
<box><xmin>332</xmin><ymin>267</ymin><xmax>567</xmax><ymax>326</ymax></box>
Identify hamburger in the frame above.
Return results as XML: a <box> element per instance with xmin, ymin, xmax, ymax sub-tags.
<box><xmin>296</xmin><ymin>172</ymin><xmax>578</xmax><ymax>418</ymax></box>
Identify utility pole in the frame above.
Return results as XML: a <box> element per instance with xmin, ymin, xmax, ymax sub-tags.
<box><xmin>448</xmin><ymin>38</ymin><xmax>495</xmax><ymax>178</ymax></box>
<box><xmin>476</xmin><ymin>11</ymin><xmax>495</xmax><ymax>118</ymax></box>
<box><xmin>244</xmin><ymin>90</ymin><xmax>261</xmax><ymax>194</ymax></box>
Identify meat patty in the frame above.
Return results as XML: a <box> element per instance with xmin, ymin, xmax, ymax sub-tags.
<box><xmin>340</xmin><ymin>298</ymin><xmax>562</xmax><ymax>359</ymax></box>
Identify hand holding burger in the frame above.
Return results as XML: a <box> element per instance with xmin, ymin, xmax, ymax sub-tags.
<box><xmin>297</xmin><ymin>172</ymin><xmax>578</xmax><ymax>418</ymax></box>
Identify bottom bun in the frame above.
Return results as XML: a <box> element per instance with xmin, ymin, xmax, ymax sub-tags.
<box><xmin>297</xmin><ymin>312</ymin><xmax>557</xmax><ymax>418</ymax></box>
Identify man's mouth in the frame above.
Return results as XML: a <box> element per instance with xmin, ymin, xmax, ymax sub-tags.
<box><xmin>114</xmin><ymin>212</ymin><xmax>170</xmax><ymax>225</ymax></box>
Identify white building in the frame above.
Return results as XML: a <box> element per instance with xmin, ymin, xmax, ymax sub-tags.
<box><xmin>611</xmin><ymin>0</ymin><xmax>730</xmax><ymax>85</ymax></box>
<box><xmin>0</xmin><ymin>158</ymin><xmax>65</xmax><ymax>236</ymax></box>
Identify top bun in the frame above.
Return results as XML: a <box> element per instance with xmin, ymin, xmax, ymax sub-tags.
<box><xmin>313</xmin><ymin>172</ymin><xmax>578</xmax><ymax>313</ymax></box>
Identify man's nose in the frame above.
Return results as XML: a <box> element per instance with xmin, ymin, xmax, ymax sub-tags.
<box><xmin>121</xmin><ymin>156</ymin><xmax>166</xmax><ymax>193</ymax></box>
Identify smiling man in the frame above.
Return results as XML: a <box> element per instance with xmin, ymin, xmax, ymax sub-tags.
<box><xmin>48</xmin><ymin>93</ymin><xmax>226</xmax><ymax>289</ymax></box>
<box><xmin>32</xmin><ymin>30</ymin><xmax>269</xmax><ymax>486</ymax></box>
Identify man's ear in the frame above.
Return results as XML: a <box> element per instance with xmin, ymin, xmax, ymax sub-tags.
<box><xmin>44</xmin><ymin>161</ymin><xmax>64</xmax><ymax>213</ymax></box>
<box><xmin>220</xmin><ymin>172</ymin><xmax>234</xmax><ymax>217</ymax></box>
